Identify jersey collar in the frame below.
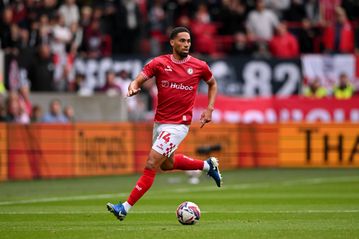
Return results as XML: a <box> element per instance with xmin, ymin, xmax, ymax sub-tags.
<box><xmin>170</xmin><ymin>54</ymin><xmax>191</xmax><ymax>64</ymax></box>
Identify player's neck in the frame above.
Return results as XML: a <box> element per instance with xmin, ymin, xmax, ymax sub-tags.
<box><xmin>170</xmin><ymin>54</ymin><xmax>190</xmax><ymax>64</ymax></box>
<box><xmin>172</xmin><ymin>53</ymin><xmax>188</xmax><ymax>61</ymax></box>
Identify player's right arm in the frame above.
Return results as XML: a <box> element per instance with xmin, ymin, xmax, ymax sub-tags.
<box><xmin>127</xmin><ymin>73</ymin><xmax>147</xmax><ymax>97</ymax></box>
<box><xmin>128</xmin><ymin>58</ymin><xmax>158</xmax><ymax>97</ymax></box>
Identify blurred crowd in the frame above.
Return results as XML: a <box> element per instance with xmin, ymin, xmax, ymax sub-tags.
<box><xmin>1</xmin><ymin>0</ymin><xmax>358</xmax><ymax>58</ymax></box>
<box><xmin>303</xmin><ymin>72</ymin><xmax>355</xmax><ymax>99</ymax></box>
<box><xmin>0</xmin><ymin>0</ymin><xmax>358</xmax><ymax>123</ymax></box>
<box><xmin>0</xmin><ymin>92</ymin><xmax>75</xmax><ymax>123</ymax></box>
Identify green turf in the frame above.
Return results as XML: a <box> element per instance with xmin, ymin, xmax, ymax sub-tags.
<box><xmin>0</xmin><ymin>169</ymin><xmax>358</xmax><ymax>239</ymax></box>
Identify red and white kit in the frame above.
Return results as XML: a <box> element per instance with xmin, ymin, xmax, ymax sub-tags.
<box><xmin>152</xmin><ymin>123</ymin><xmax>189</xmax><ymax>157</ymax></box>
<box><xmin>142</xmin><ymin>54</ymin><xmax>213</xmax><ymax>156</ymax></box>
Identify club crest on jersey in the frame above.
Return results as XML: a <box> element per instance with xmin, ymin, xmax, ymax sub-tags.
<box><xmin>187</xmin><ymin>68</ymin><xmax>194</xmax><ymax>75</ymax></box>
<box><xmin>165</xmin><ymin>65</ymin><xmax>172</xmax><ymax>71</ymax></box>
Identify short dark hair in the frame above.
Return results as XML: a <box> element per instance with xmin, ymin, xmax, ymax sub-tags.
<box><xmin>169</xmin><ymin>26</ymin><xmax>190</xmax><ymax>39</ymax></box>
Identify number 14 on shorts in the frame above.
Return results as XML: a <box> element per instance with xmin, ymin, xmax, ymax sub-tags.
<box><xmin>158</xmin><ymin>131</ymin><xmax>171</xmax><ymax>143</ymax></box>
<box><xmin>155</xmin><ymin>131</ymin><xmax>177</xmax><ymax>157</ymax></box>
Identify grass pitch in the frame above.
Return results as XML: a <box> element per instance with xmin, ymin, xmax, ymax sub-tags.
<box><xmin>0</xmin><ymin>168</ymin><xmax>358</xmax><ymax>239</ymax></box>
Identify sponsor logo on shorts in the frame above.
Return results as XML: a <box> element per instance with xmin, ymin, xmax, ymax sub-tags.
<box><xmin>155</xmin><ymin>144</ymin><xmax>163</xmax><ymax>150</ymax></box>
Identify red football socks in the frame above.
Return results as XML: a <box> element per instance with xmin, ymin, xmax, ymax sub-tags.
<box><xmin>127</xmin><ymin>168</ymin><xmax>156</xmax><ymax>206</ymax></box>
<box><xmin>126</xmin><ymin>154</ymin><xmax>204</xmax><ymax>206</ymax></box>
<box><xmin>173</xmin><ymin>154</ymin><xmax>204</xmax><ymax>170</ymax></box>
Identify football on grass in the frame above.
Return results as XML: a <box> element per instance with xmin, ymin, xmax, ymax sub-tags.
<box><xmin>176</xmin><ymin>201</ymin><xmax>201</xmax><ymax>225</ymax></box>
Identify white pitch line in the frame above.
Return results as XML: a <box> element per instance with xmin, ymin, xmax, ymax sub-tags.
<box><xmin>0</xmin><ymin>193</ymin><xmax>127</xmax><ymax>206</ymax></box>
<box><xmin>0</xmin><ymin>176</ymin><xmax>358</xmax><ymax>206</ymax></box>
<box><xmin>0</xmin><ymin>210</ymin><xmax>358</xmax><ymax>215</ymax></box>
<box><xmin>173</xmin><ymin>176</ymin><xmax>359</xmax><ymax>193</ymax></box>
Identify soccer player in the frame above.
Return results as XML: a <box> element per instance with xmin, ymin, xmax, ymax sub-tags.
<box><xmin>107</xmin><ymin>26</ymin><xmax>222</xmax><ymax>221</ymax></box>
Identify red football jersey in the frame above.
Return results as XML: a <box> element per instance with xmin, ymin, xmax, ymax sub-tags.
<box><xmin>141</xmin><ymin>54</ymin><xmax>213</xmax><ymax>124</ymax></box>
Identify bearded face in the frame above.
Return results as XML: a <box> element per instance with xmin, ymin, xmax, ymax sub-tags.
<box><xmin>171</xmin><ymin>32</ymin><xmax>191</xmax><ymax>59</ymax></box>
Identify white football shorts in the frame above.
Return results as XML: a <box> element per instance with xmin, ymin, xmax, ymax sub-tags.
<box><xmin>152</xmin><ymin>123</ymin><xmax>189</xmax><ymax>157</ymax></box>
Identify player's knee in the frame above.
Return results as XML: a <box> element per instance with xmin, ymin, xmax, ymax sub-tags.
<box><xmin>160</xmin><ymin>162</ymin><xmax>173</xmax><ymax>171</ymax></box>
<box><xmin>145</xmin><ymin>160</ymin><xmax>157</xmax><ymax>170</ymax></box>
<box><xmin>145</xmin><ymin>154</ymin><xmax>161</xmax><ymax>170</ymax></box>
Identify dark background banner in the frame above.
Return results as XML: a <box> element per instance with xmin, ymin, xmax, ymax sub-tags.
<box><xmin>203</xmin><ymin>57</ymin><xmax>302</xmax><ymax>97</ymax></box>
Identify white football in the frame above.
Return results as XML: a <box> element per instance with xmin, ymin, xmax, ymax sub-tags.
<box><xmin>176</xmin><ymin>201</ymin><xmax>201</xmax><ymax>225</ymax></box>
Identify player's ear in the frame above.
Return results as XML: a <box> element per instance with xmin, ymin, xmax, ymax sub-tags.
<box><xmin>170</xmin><ymin>39</ymin><xmax>174</xmax><ymax>47</ymax></box>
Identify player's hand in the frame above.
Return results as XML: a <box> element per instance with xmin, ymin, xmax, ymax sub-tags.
<box><xmin>200</xmin><ymin>108</ymin><xmax>213</xmax><ymax>128</ymax></box>
<box><xmin>127</xmin><ymin>82</ymin><xmax>141</xmax><ymax>97</ymax></box>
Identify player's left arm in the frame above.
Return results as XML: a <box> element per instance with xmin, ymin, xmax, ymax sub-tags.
<box><xmin>200</xmin><ymin>76</ymin><xmax>217</xmax><ymax>128</ymax></box>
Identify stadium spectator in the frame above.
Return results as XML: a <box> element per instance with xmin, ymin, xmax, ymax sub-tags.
<box><xmin>68</xmin><ymin>21</ymin><xmax>82</xmax><ymax>56</ymax></box>
<box><xmin>28</xmin><ymin>43</ymin><xmax>55</xmax><ymax>91</ymax></box>
<box><xmin>5</xmin><ymin>23</ymin><xmax>22</xmax><ymax>53</ymax></box>
<box><xmin>168</xmin><ymin>0</ymin><xmax>196</xmax><ymax>25</ymax></box>
<box><xmin>79</xmin><ymin>5</ymin><xmax>92</xmax><ymax>34</ymax></box>
<box><xmin>37</xmin><ymin>0</ymin><xmax>58</xmax><ymax>20</ymax></box>
<box><xmin>0</xmin><ymin>7</ymin><xmax>15</xmax><ymax>52</ymax></box>
<box><xmin>0</xmin><ymin>75</ymin><xmax>6</xmax><ymax>97</ymax></box>
<box><xmin>41</xmin><ymin>99</ymin><xmax>68</xmax><ymax>123</ymax></box>
<box><xmin>51</xmin><ymin>14</ymin><xmax>74</xmax><ymax>91</ymax></box>
<box><xmin>269</xmin><ymin>22</ymin><xmax>299</xmax><ymax>58</ymax></box>
<box><xmin>305</xmin><ymin>0</ymin><xmax>320</xmax><ymax>24</ymax></box>
<box><xmin>98</xmin><ymin>70</ymin><xmax>122</xmax><ymax>96</ymax></box>
<box><xmin>148</xmin><ymin>0</ymin><xmax>168</xmax><ymax>56</ymax></box>
<box><xmin>333</xmin><ymin>73</ymin><xmax>354</xmax><ymax>99</ymax></box>
<box><xmin>265</xmin><ymin>0</ymin><xmax>291</xmax><ymax>19</ymax></box>
<box><xmin>33</xmin><ymin>14</ymin><xmax>52</xmax><ymax>46</ymax></box>
<box><xmin>175</xmin><ymin>14</ymin><xmax>191</xmax><ymax>33</ymax></box>
<box><xmin>190</xmin><ymin>3</ymin><xmax>217</xmax><ymax>56</ymax></box>
<box><xmin>230</xmin><ymin>31</ymin><xmax>256</xmax><ymax>55</ymax></box>
<box><xmin>82</xmin><ymin>18</ymin><xmax>111</xmax><ymax>58</ymax></box>
<box><xmin>218</xmin><ymin>0</ymin><xmax>247</xmax><ymax>35</ymax></box>
<box><xmin>1</xmin><ymin>0</ymin><xmax>359</xmax><ymax>100</ymax></box>
<box><xmin>30</xmin><ymin>104</ymin><xmax>43</xmax><ymax>123</ymax></box>
<box><xmin>71</xmin><ymin>72</ymin><xmax>85</xmax><ymax>92</ymax></box>
<box><xmin>7</xmin><ymin>57</ymin><xmax>24</xmax><ymax>91</ymax></box>
<box><xmin>113</xmin><ymin>0</ymin><xmax>141</xmax><ymax>54</ymax></box>
<box><xmin>100</xmin><ymin>2</ymin><xmax>117</xmax><ymax>37</ymax></box>
<box><xmin>341</xmin><ymin>0</ymin><xmax>359</xmax><ymax>21</ymax></box>
<box><xmin>303</xmin><ymin>78</ymin><xmax>328</xmax><ymax>98</ymax></box>
<box><xmin>4</xmin><ymin>90</ymin><xmax>30</xmax><ymax>123</ymax></box>
<box><xmin>283</xmin><ymin>0</ymin><xmax>306</xmax><ymax>22</ymax></box>
<box><xmin>63</xmin><ymin>104</ymin><xmax>75</xmax><ymax>122</ymax></box>
<box><xmin>106</xmin><ymin>27</ymin><xmax>222</xmax><ymax>221</ymax></box>
<box><xmin>18</xmin><ymin>82</ymin><xmax>32</xmax><ymax>117</ymax></box>
<box><xmin>246</xmin><ymin>0</ymin><xmax>279</xmax><ymax>42</ymax></box>
<box><xmin>322</xmin><ymin>7</ymin><xmax>354</xmax><ymax>53</ymax></box>
<box><xmin>297</xmin><ymin>18</ymin><xmax>317</xmax><ymax>53</ymax></box>
<box><xmin>320</xmin><ymin>0</ymin><xmax>341</xmax><ymax>25</ymax></box>
<box><xmin>12</xmin><ymin>0</ymin><xmax>27</xmax><ymax>27</ymax></box>
<box><xmin>24</xmin><ymin>0</ymin><xmax>40</xmax><ymax>26</ymax></box>
<box><xmin>91</xmin><ymin>5</ymin><xmax>114</xmax><ymax>41</ymax></box>
<box><xmin>51</xmin><ymin>13</ymin><xmax>73</xmax><ymax>56</ymax></box>
<box><xmin>58</xmin><ymin>0</ymin><xmax>80</xmax><ymax>27</ymax></box>
<box><xmin>53</xmin><ymin>54</ymin><xmax>75</xmax><ymax>92</ymax></box>
<box><xmin>115</xmin><ymin>69</ymin><xmax>145</xmax><ymax>121</ymax></box>
<box><xmin>115</xmin><ymin>70</ymin><xmax>132</xmax><ymax>95</ymax></box>
<box><xmin>0</xmin><ymin>99</ymin><xmax>7</xmax><ymax>122</ymax></box>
